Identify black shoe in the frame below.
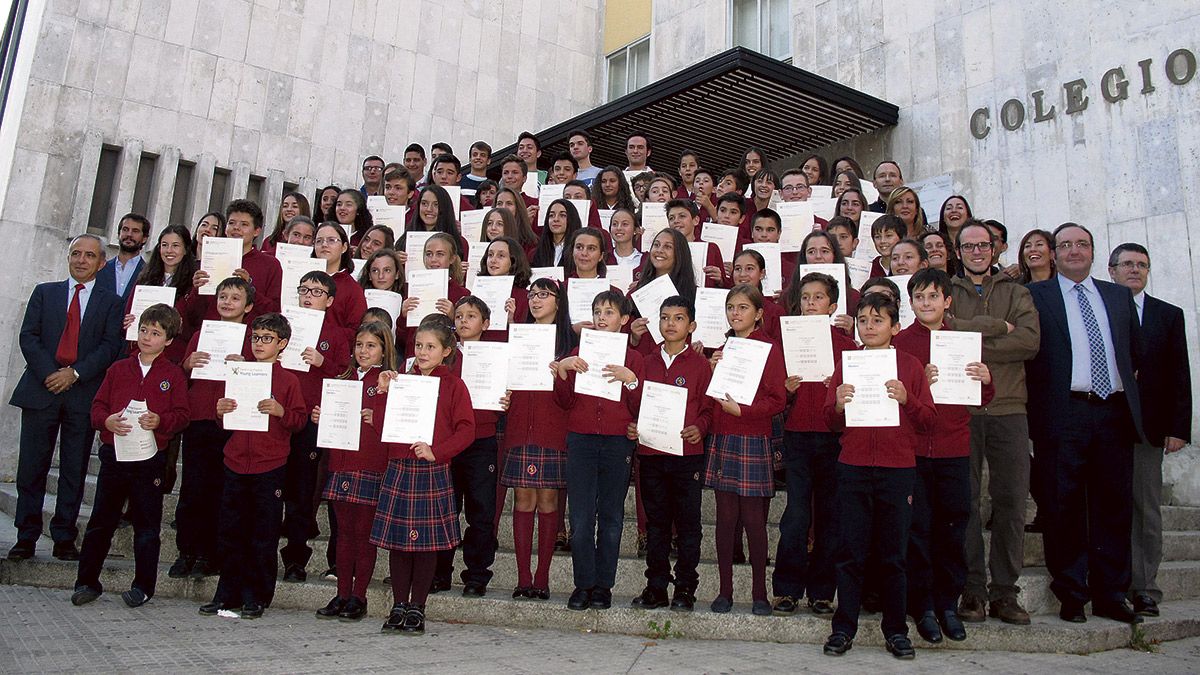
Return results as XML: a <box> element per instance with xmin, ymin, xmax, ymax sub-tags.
<box><xmin>400</xmin><ymin>604</ymin><xmax>426</xmax><ymax>635</ymax></box>
<box><xmin>1059</xmin><ymin>601</ymin><xmax>1087</xmax><ymax>623</ymax></box>
<box><xmin>670</xmin><ymin>588</ymin><xmax>695</xmax><ymax>612</ymax></box>
<box><xmin>591</xmin><ymin>588</ymin><xmax>612</xmax><ymax>609</ymax></box>
<box><xmin>914</xmin><ymin>611</ymin><xmax>943</xmax><ymax>644</ymax></box>
<box><xmin>823</xmin><ymin>632</ymin><xmax>853</xmax><ymax>656</ymax></box>
<box><xmin>885</xmin><ymin>634</ymin><xmax>916</xmax><ymax>660</ymax></box>
<box><xmin>71</xmin><ymin>586</ymin><xmax>101</xmax><ymax>606</ymax></box>
<box><xmin>808</xmin><ymin>598</ymin><xmax>835</xmax><ymax>615</ymax></box>
<box><xmin>283</xmin><ymin>564</ymin><xmax>306</xmax><ymax>583</ymax></box>
<box><xmin>752</xmin><ymin>600</ymin><xmax>772</xmax><ymax>616</ymax></box>
<box><xmin>512</xmin><ymin>586</ymin><xmax>531</xmax><ymax>600</ymax></box>
<box><xmin>52</xmin><ymin>541</ymin><xmax>79</xmax><ymax>561</ymax></box>
<box><xmin>382</xmin><ymin>603</ymin><xmax>408</xmax><ymax>633</ymax></box>
<box><xmin>567</xmin><ymin>587</ymin><xmax>591</xmax><ymax>611</ymax></box>
<box><xmin>1093</xmin><ymin>600</ymin><xmax>1143</xmax><ymax>624</ymax></box>
<box><xmin>7</xmin><ymin>541</ymin><xmax>35</xmax><ymax>560</ymax></box>
<box><xmin>121</xmin><ymin>588</ymin><xmax>149</xmax><ymax>608</ymax></box>
<box><xmin>636</xmin><ymin>532</ymin><xmax>647</xmax><ymax>558</ymax></box>
<box><xmin>528</xmin><ymin>587</ymin><xmax>550</xmax><ymax>601</ymax></box>
<box><xmin>240</xmin><ymin>602</ymin><xmax>264</xmax><ymax>619</ymax></box>
<box><xmin>198</xmin><ymin>601</ymin><xmax>226</xmax><ymax>616</ymax></box>
<box><xmin>190</xmin><ymin>558</ymin><xmax>219</xmax><ymax>580</ymax></box>
<box><xmin>429</xmin><ymin>577</ymin><xmax>452</xmax><ymax>594</ymax></box>
<box><xmin>316</xmin><ymin>596</ymin><xmax>347</xmax><ymax>619</ymax></box>
<box><xmin>338</xmin><ymin>597</ymin><xmax>367</xmax><ymax>622</ymax></box>
<box><xmin>772</xmin><ymin>595</ymin><xmax>798</xmax><ymax>615</ymax></box>
<box><xmin>461</xmin><ymin>583</ymin><xmax>487</xmax><ymax>598</ymax></box>
<box><xmin>631</xmin><ymin>586</ymin><xmax>669</xmax><ymax>609</ymax></box>
<box><xmin>1132</xmin><ymin>593</ymin><xmax>1160</xmax><ymax>617</ymax></box>
<box><xmin>168</xmin><ymin>556</ymin><xmax>195</xmax><ymax>579</ymax></box>
<box><xmin>710</xmin><ymin>596</ymin><xmax>732</xmax><ymax>613</ymax></box>
<box><xmin>938</xmin><ymin>610</ymin><xmax>967</xmax><ymax>641</ymax></box>
<box><xmin>554</xmin><ymin>532</ymin><xmax>570</xmax><ymax>552</ymax></box>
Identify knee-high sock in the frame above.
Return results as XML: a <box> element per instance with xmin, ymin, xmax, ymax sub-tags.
<box><xmin>513</xmin><ymin>508</ymin><xmax>534</xmax><ymax>588</ymax></box>
<box><xmin>741</xmin><ymin>496</ymin><xmax>769</xmax><ymax>602</ymax></box>
<box><xmin>714</xmin><ymin>491</ymin><xmax>740</xmax><ymax>599</ymax></box>
<box><xmin>389</xmin><ymin>551</ymin><xmax>413</xmax><ymax>604</ymax></box>
<box><xmin>408</xmin><ymin>552</ymin><xmax>438</xmax><ymax>607</ymax></box>
<box><xmin>535</xmin><ymin>510</ymin><xmax>558</xmax><ymax>589</ymax></box>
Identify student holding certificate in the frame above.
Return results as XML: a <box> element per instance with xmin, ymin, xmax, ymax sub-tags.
<box><xmin>704</xmin><ymin>285</ymin><xmax>786</xmax><ymax>617</ymax></box>
<box><xmin>121</xmin><ymin>224</ymin><xmax>199</xmax><ymax>365</ymax></box>
<box><xmin>868</xmin><ymin>215</ymin><xmax>906</xmax><ymax>279</ymax></box>
<box><xmin>311</xmin><ymin>321</ymin><xmax>395</xmax><ymax>623</ymax></box>
<box><xmin>188</xmin><ymin>200</ymin><xmax>283</xmax><ymax>319</ymax></box>
<box><xmin>401</xmin><ymin>185</ymin><xmax>469</xmax><ymax>269</ymax></box>
<box><xmin>313</xmin><ymin>224</ymin><xmax>368</xmax><ymax>344</ymax></box>
<box><xmin>630</xmin><ymin>228</ymin><xmax>698</xmax><ymax>352</ymax></box>
<box><xmin>528</xmin><ymin>199</ymin><xmax>582</xmax><ymax>268</ymax></box>
<box><xmin>605</xmin><ymin>208</ymin><xmax>643</xmax><ymax>271</ymax></box>
<box><xmin>821</xmin><ymin>294</ymin><xmax>935</xmax><ymax>660</ymax></box>
<box><xmin>475</xmin><ymin>237</ymin><xmax>532</xmax><ymax>340</ymax></box>
<box><xmin>746</xmin><ymin>209</ymin><xmax>797</xmax><ymax>288</ymax></box>
<box><xmin>327</xmin><ymin>189</ymin><xmax>374</xmax><ymax>251</ymax></box>
<box><xmin>892</xmin><ymin>269</ymin><xmax>993</xmax><ymax>644</ymax></box>
<box><xmin>372</xmin><ymin>316</ymin><xmax>475</xmax><ymax>636</ymax></box>
<box><xmin>790</xmin><ymin>230</ymin><xmax>861</xmax><ymax>337</ymax></box>
<box><xmin>666</xmin><ymin>199</ymin><xmax>728</xmax><ymax>287</ymax></box>
<box><xmin>398</xmin><ymin>233</ymin><xmax>469</xmax><ymax>358</ymax></box>
<box><xmin>729</xmin><ymin>249</ymin><xmax>783</xmax><ymax>342</ymax></box>
<box><xmin>357</xmin><ymin>249</ymin><xmax>404</xmax><ymax>294</ymax></box>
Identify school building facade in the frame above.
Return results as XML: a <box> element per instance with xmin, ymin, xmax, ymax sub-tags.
<box><xmin>0</xmin><ymin>0</ymin><xmax>1196</xmax><ymax>500</ymax></box>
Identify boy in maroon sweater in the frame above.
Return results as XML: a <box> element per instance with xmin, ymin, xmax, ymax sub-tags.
<box><xmin>822</xmin><ymin>293</ymin><xmax>935</xmax><ymax>660</ymax></box>
<box><xmin>73</xmin><ymin>304</ymin><xmax>191</xmax><ymax>608</ymax></box>
<box><xmin>280</xmin><ymin>271</ymin><xmax>350</xmax><ymax>582</ymax></box>
<box><xmin>201</xmin><ymin>313</ymin><xmax>308</xmax><ymax>619</ymax></box>
<box><xmin>892</xmin><ymin>269</ymin><xmax>993</xmax><ymax>644</ymax></box>
<box><xmin>186</xmin><ymin>199</ymin><xmax>283</xmax><ymax>325</ymax></box>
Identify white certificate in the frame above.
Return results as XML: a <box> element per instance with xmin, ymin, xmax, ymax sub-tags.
<box><xmin>529</xmin><ymin>266</ymin><xmax>565</xmax><ymax>283</ymax></box>
<box><xmin>461</xmin><ymin>341</ymin><xmax>509</xmax><ymax>411</ymax></box>
<box><xmin>363</xmin><ymin>289</ymin><xmax>403</xmax><ymax>327</ymax></box>
<box><xmin>443</xmin><ymin>185</ymin><xmax>462</xmax><ymax>220</ymax></box>
<box><xmin>780</xmin><ymin>315</ymin><xmax>835</xmax><ymax>381</ymax></box>
<box><xmin>279</xmin><ymin>255</ymin><xmax>326</xmax><ymax>308</ymax></box>
<box><xmin>113</xmin><ymin>400</ymin><xmax>158</xmax><ymax>462</ymax></box>
<box><xmin>794</xmin><ymin>263</ymin><xmax>849</xmax><ymax>316</ymax></box>
<box><xmin>743</xmin><ymin>242</ymin><xmax>782</xmax><ymax>295</ymax></box>
<box><xmin>930</xmin><ymin>330</ymin><xmax>982</xmax><ymax>405</ymax></box>
<box><xmin>776</xmin><ymin>201</ymin><xmax>814</xmax><ymax>253</ymax></box>
<box><xmin>192</xmin><ymin>320</ymin><xmax>247</xmax><ymax>381</ymax></box>
<box><xmin>810</xmin><ymin>185</ymin><xmax>833</xmax><ymax>201</ymax></box>
<box><xmin>639</xmin><ymin>204</ymin><xmax>670</xmax><ymax>252</ymax></box>
<box><xmin>637</xmin><ymin>381</ymin><xmax>688</xmax><ymax>456</ymax></box>
<box><xmin>845</xmin><ymin>257</ymin><xmax>872</xmax><ymax>291</ymax></box>
<box><xmin>367</xmin><ymin>196</ymin><xmax>407</xmax><ymax>234</ymax></box>
<box><xmin>317</xmin><ymin>379</ymin><xmax>362</xmax><ymax>451</ymax></box>
<box><xmin>706</xmin><ymin>337</ymin><xmax>771</xmax><ymax>406</ymax></box>
<box><xmin>575</xmin><ymin>328</ymin><xmax>628</xmax><ymax>402</ymax></box>
<box><xmin>699</xmin><ymin>222</ymin><xmax>739</xmax><ymax>264</ymax></box>
<box><xmin>693</xmin><ymin>287</ymin><xmax>730</xmax><ymax>349</ymax></box>
<box><xmin>596</xmin><ymin>209</ymin><xmax>616</xmax><ymax>233</ymax></box>
<box><xmin>522</xmin><ymin>173</ymin><xmax>540</xmax><ymax>199</ymax></box>
<box><xmin>811</xmin><ymin>197</ymin><xmax>838</xmax><ymax>222</ymax></box>
<box><xmin>380</xmin><ymin>373</ymin><xmax>439</xmax><ymax>445</ymax></box>
<box><xmin>568</xmin><ymin>277</ymin><xmax>610</xmax><ymax>325</ymax></box>
<box><xmin>507</xmin><ymin>323</ymin><xmax>557</xmax><ymax>391</ymax></box>
<box><xmin>630</xmin><ymin>273</ymin><xmax>678</xmax><ymax>345</ymax></box>
<box><xmin>854</xmin><ymin>211</ymin><xmax>883</xmax><ymax>260</ymax></box>
<box><xmin>404</xmin><ymin>230</ymin><xmax>436</xmax><ymax>272</ymax></box>
<box><xmin>567</xmin><ymin>199</ymin><xmax>592</xmax><ymax>226</ymax></box>
<box><xmin>459</xmin><ymin>209</ymin><xmax>486</xmax><ymax>242</ymax></box>
<box><xmin>536</xmin><ymin>183</ymin><xmax>565</xmax><ymax>230</ymax></box>
<box><xmin>223</xmin><ymin>360</ymin><xmax>272</xmax><ymax>432</ymax></box>
<box><xmin>199</xmin><ymin>236</ymin><xmax>242</xmax><ymax>295</ymax></box>
<box><xmin>689</xmin><ymin>242</ymin><xmax>710</xmax><ymax>287</ymax></box>
<box><xmin>470</xmin><ymin>275</ymin><xmax>514</xmax><ymax>331</ymax></box>
<box><xmin>274</xmin><ymin>242</ymin><xmax>313</xmax><ymax>261</ymax></box>
<box><xmin>888</xmin><ymin>275</ymin><xmax>915</xmax><ymax>328</ymax></box>
<box><xmin>464</xmin><ymin>240</ymin><xmax>489</xmax><ymax>288</ymax></box>
<box><xmin>125</xmin><ymin>286</ymin><xmax>176</xmax><ymax>341</ymax></box>
<box><xmin>843</xmin><ymin>349</ymin><xmax>898</xmax><ymax>427</ymax></box>
<box><xmin>860</xmin><ymin>180</ymin><xmax>880</xmax><ymax>204</ymax></box>
<box><xmin>605</xmin><ymin>264</ymin><xmax>633</xmax><ymax>295</ymax></box>
<box><xmin>405</xmin><ymin>268</ymin><xmax>449</xmax><ymax>327</ymax></box>
<box><xmin>280</xmin><ymin>305</ymin><xmax>325</xmax><ymax>372</ymax></box>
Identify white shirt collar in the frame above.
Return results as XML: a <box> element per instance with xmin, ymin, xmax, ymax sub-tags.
<box><xmin>1056</xmin><ymin>273</ymin><xmax>1097</xmax><ymax>296</ymax></box>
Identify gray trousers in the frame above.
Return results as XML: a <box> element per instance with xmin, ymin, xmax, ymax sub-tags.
<box><xmin>1130</xmin><ymin>443</ymin><xmax>1164</xmax><ymax>601</ymax></box>
<box><xmin>964</xmin><ymin>414</ymin><xmax>1029</xmax><ymax>601</ymax></box>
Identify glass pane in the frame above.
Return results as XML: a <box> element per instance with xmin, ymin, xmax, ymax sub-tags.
<box><xmin>608</xmin><ymin>51</ymin><xmax>628</xmax><ymax>100</ymax></box>
<box><xmin>632</xmin><ymin>40</ymin><xmax>650</xmax><ymax>90</ymax></box>
<box><xmin>767</xmin><ymin>0</ymin><xmax>790</xmax><ymax>58</ymax></box>
<box><xmin>732</xmin><ymin>0</ymin><xmax>758</xmax><ymax>50</ymax></box>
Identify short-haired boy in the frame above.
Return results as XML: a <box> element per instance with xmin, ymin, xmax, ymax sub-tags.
<box><xmin>826</xmin><ymin>217</ymin><xmax>860</xmax><ymax>260</ymax></box>
<box><xmin>869</xmin><ymin>214</ymin><xmax>906</xmax><ymax>279</ymax></box>
<box><xmin>748</xmin><ymin>209</ymin><xmax>797</xmax><ymax>284</ymax></box>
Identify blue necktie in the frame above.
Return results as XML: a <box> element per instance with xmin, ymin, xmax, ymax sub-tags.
<box><xmin>1075</xmin><ymin>284</ymin><xmax>1111</xmax><ymax>399</ymax></box>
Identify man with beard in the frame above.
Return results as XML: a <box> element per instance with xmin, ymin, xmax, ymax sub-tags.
<box><xmin>96</xmin><ymin>213</ymin><xmax>149</xmax><ymax>304</ymax></box>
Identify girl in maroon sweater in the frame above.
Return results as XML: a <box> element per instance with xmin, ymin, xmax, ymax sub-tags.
<box><xmin>314</xmin><ymin>223</ymin><xmax>368</xmax><ymax>344</ymax></box>
<box><xmin>312</xmin><ymin>321</ymin><xmax>396</xmax><ymax>622</ymax></box>
<box><xmin>475</xmin><ymin>236</ymin><xmax>532</xmax><ymax>341</ymax></box>
<box><xmin>398</xmin><ymin>233</ymin><xmax>471</xmax><ymax>358</ymax></box>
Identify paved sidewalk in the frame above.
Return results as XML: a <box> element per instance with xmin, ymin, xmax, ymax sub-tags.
<box><xmin>1</xmin><ymin>585</ymin><xmax>1198</xmax><ymax>674</ymax></box>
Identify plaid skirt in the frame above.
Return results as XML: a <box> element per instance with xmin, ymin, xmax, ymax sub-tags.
<box><xmin>704</xmin><ymin>434</ymin><xmax>775</xmax><ymax>497</ymax></box>
<box><xmin>370</xmin><ymin>458</ymin><xmax>460</xmax><ymax>552</ymax></box>
<box><xmin>500</xmin><ymin>444</ymin><xmax>567</xmax><ymax>489</ymax></box>
<box><xmin>322</xmin><ymin>470</ymin><xmax>383</xmax><ymax>506</ymax></box>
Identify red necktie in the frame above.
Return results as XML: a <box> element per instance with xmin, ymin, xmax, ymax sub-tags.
<box><xmin>55</xmin><ymin>283</ymin><xmax>84</xmax><ymax>367</ymax></box>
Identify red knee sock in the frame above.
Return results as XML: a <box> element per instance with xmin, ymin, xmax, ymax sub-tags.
<box><xmin>740</xmin><ymin>496</ymin><xmax>769</xmax><ymax>602</ymax></box>
<box><xmin>714</xmin><ymin>491</ymin><xmax>739</xmax><ymax>599</ymax></box>
<box><xmin>513</xmin><ymin>509</ymin><xmax>534</xmax><ymax>588</ymax></box>
<box><xmin>408</xmin><ymin>552</ymin><xmax>437</xmax><ymax>607</ymax></box>
<box><xmin>534</xmin><ymin>511</ymin><xmax>557</xmax><ymax>589</ymax></box>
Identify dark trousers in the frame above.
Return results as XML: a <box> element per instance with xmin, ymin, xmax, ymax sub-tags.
<box><xmin>280</xmin><ymin>421</ymin><xmax>322</xmax><ymax>569</ymax></box>
<box><xmin>75</xmin><ymin>445</ymin><xmax>166</xmax><ymax>597</ymax></box>
<box><xmin>566</xmin><ymin>433</ymin><xmax>635</xmax><ymax>591</ymax></box>
<box><xmin>435</xmin><ymin>437</ymin><xmax>499</xmax><ymax>587</ymax></box>
<box><xmin>907</xmin><ymin>456</ymin><xmax>969</xmax><ymax>616</ymax></box>
<box><xmin>772</xmin><ymin>431</ymin><xmax>840</xmax><ymax>601</ymax></box>
<box><xmin>175</xmin><ymin>421</ymin><xmax>230</xmax><ymax>561</ymax></box>
<box><xmin>638</xmin><ymin>453</ymin><xmax>704</xmax><ymax>593</ymax></box>
<box><xmin>1039</xmin><ymin>397</ymin><xmax>1134</xmax><ymax>606</ymax></box>
<box><xmin>214</xmin><ymin>466</ymin><xmax>285</xmax><ymax>608</ymax></box>
<box><xmin>832</xmin><ymin>463</ymin><xmax>914</xmax><ymax>639</ymax></box>
<box><xmin>965</xmin><ymin>414</ymin><xmax>1030</xmax><ymax>601</ymax></box>
<box><xmin>14</xmin><ymin>402</ymin><xmax>95</xmax><ymax>544</ymax></box>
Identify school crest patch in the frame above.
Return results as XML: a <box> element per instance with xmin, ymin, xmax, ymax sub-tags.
<box><xmin>526</xmin><ymin>463</ymin><xmax>537</xmax><ymax>476</ymax></box>
<box><xmin>907</xmin><ymin>495</ymin><xmax>913</xmax><ymax>505</ymax></box>
<box><xmin>153</xmin><ymin>478</ymin><xmax>161</xmax><ymax>487</ymax></box>
<box><xmin>408</xmin><ymin>529</ymin><xmax>419</xmax><ymax>541</ymax></box>
<box><xmin>309</xmin><ymin>451</ymin><xmax>318</xmax><ymax>460</ymax></box>
<box><xmin>675</xmin><ymin>376</ymin><xmax>686</xmax><ymax>386</ymax></box>
<box><xmin>159</xmin><ymin>380</ymin><xmax>171</xmax><ymax>391</ymax></box>
<box><xmin>488</xmin><ymin>464</ymin><xmax>495</xmax><ymax>473</ymax></box>
<box><xmin>693</xmin><ymin>472</ymin><xmax>700</xmax><ymax>481</ymax></box>
<box><xmin>341</xmin><ymin>480</ymin><xmax>351</xmax><ymax>491</ymax></box>
<box><xmin>367</xmin><ymin>386</ymin><xmax>378</xmax><ymax>397</ymax></box>
<box><xmin>274</xmin><ymin>489</ymin><xmax>282</xmax><ymax>498</ymax></box>
<box><xmin>319</xmin><ymin>340</ymin><xmax>329</xmax><ymax>351</ymax></box>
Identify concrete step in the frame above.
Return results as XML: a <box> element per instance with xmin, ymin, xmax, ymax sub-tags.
<box><xmin>3</xmin><ymin>555</ymin><xmax>1199</xmax><ymax>655</ymax></box>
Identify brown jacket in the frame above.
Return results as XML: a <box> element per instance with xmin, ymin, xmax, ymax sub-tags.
<box><xmin>947</xmin><ymin>273</ymin><xmax>1040</xmax><ymax>416</ymax></box>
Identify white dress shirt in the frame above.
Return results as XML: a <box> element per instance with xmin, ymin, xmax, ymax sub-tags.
<box><xmin>1056</xmin><ymin>274</ymin><xmax>1122</xmax><ymax>393</ymax></box>
<box><xmin>67</xmin><ymin>277</ymin><xmax>97</xmax><ymax>319</ymax></box>
<box><xmin>1132</xmin><ymin>291</ymin><xmax>1145</xmax><ymax>324</ymax></box>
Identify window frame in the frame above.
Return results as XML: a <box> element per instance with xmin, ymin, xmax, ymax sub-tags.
<box><xmin>605</xmin><ymin>34</ymin><xmax>651</xmax><ymax>101</ymax></box>
<box><xmin>728</xmin><ymin>0</ymin><xmax>792</xmax><ymax>62</ymax></box>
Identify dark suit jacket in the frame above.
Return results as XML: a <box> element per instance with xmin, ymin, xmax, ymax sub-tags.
<box><xmin>94</xmin><ymin>255</ymin><xmax>144</xmax><ymax>305</ymax></box>
<box><xmin>1025</xmin><ymin>277</ymin><xmax>1145</xmax><ymax>445</ymax></box>
<box><xmin>1137</xmin><ymin>294</ymin><xmax>1192</xmax><ymax>447</ymax></box>
<box><xmin>9</xmin><ymin>280</ymin><xmax>126</xmax><ymax>412</ymax></box>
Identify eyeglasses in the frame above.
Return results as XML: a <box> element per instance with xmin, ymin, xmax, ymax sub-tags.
<box><xmin>314</xmin><ymin>237</ymin><xmax>342</xmax><ymax>246</ymax></box>
<box><xmin>1056</xmin><ymin>240</ymin><xmax>1092</xmax><ymax>251</ymax></box>
<box><xmin>250</xmin><ymin>334</ymin><xmax>278</xmax><ymax>344</ymax></box>
<box><xmin>1114</xmin><ymin>260</ymin><xmax>1150</xmax><ymax>271</ymax></box>
<box><xmin>959</xmin><ymin>242</ymin><xmax>994</xmax><ymax>253</ymax></box>
<box><xmin>297</xmin><ymin>286</ymin><xmax>330</xmax><ymax>297</ymax></box>
<box><xmin>363</xmin><ymin>166</ymin><xmax>383</xmax><ymax>172</ymax></box>
<box><xmin>780</xmin><ymin>185</ymin><xmax>810</xmax><ymax>193</ymax></box>
<box><xmin>527</xmin><ymin>290</ymin><xmax>558</xmax><ymax>300</ymax></box>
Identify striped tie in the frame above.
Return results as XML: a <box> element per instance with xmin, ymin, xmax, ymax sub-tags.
<box><xmin>1075</xmin><ymin>284</ymin><xmax>1111</xmax><ymax>399</ymax></box>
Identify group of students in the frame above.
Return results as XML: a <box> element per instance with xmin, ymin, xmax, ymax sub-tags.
<box><xmin>56</xmin><ymin>137</ymin><xmax>1097</xmax><ymax>660</ymax></box>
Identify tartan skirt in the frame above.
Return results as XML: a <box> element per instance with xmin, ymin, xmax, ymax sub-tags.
<box><xmin>704</xmin><ymin>434</ymin><xmax>775</xmax><ymax>497</ymax></box>
<box><xmin>500</xmin><ymin>444</ymin><xmax>567</xmax><ymax>489</ymax></box>
<box><xmin>370</xmin><ymin>458</ymin><xmax>460</xmax><ymax>552</ymax></box>
<box><xmin>322</xmin><ymin>470</ymin><xmax>383</xmax><ymax>506</ymax></box>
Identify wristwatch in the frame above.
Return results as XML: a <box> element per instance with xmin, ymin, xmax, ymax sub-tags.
<box><xmin>624</xmin><ymin>378</ymin><xmax>639</xmax><ymax>391</ymax></box>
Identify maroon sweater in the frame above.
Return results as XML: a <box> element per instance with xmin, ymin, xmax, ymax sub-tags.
<box><xmin>553</xmin><ymin>343</ymin><xmax>645</xmax><ymax>435</ymax></box>
<box><xmin>183</xmin><ymin>326</ymin><xmax>254</xmax><ymax>422</ymax></box>
<box><xmin>449</xmin><ymin>347</ymin><xmax>501</xmax><ymax>439</ymax></box>
<box><xmin>91</xmin><ymin>355</ymin><xmax>191</xmax><ymax>449</ymax></box>
<box><xmin>184</xmin><ymin>247</ymin><xmax>283</xmax><ymax>325</ymax></box>
<box><xmin>505</xmin><ymin>388</ymin><xmax>568</xmax><ymax>452</ymax></box>
<box><xmin>709</xmin><ymin>329</ymin><xmax>787</xmax><ymax>436</ymax></box>
<box><xmin>292</xmin><ymin>318</ymin><xmax>352</xmax><ymax>410</ymax></box>
<box><xmin>637</xmin><ymin>344</ymin><xmax>713</xmax><ymax>457</ymax></box>
<box><xmin>386</xmin><ymin>364</ymin><xmax>475</xmax><ymax>464</ymax></box>
<box><xmin>222</xmin><ymin>362</ymin><xmax>308</xmax><ymax>474</ymax></box>
<box><xmin>784</xmin><ymin>327</ymin><xmax>859</xmax><ymax>433</ymax></box>
<box><xmin>326</xmin><ymin>367</ymin><xmax>390</xmax><ymax>474</ymax></box>
<box><xmin>328</xmin><ymin>269</ymin><xmax>368</xmax><ymax>344</ymax></box>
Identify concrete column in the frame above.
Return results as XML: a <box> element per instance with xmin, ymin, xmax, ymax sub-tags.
<box><xmin>229</xmin><ymin>161</ymin><xmax>251</xmax><ymax>201</ymax></box>
<box><xmin>297</xmin><ymin>177</ymin><xmax>319</xmax><ymax>216</ymax></box>
<box><xmin>146</xmin><ymin>145</ymin><xmax>180</xmax><ymax>239</ymax></box>
<box><xmin>260</xmin><ymin>168</ymin><xmax>285</xmax><ymax>242</ymax></box>
<box><xmin>187</xmin><ymin>153</ymin><xmax>216</xmax><ymax>228</ymax></box>
<box><xmin>69</xmin><ymin>131</ymin><xmax>103</xmax><ymax>238</ymax></box>
<box><xmin>104</xmin><ymin>138</ymin><xmax>143</xmax><ymax>242</ymax></box>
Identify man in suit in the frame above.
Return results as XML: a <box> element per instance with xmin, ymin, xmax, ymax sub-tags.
<box><xmin>1025</xmin><ymin>222</ymin><xmax>1145</xmax><ymax>624</ymax></box>
<box><xmin>1108</xmin><ymin>242</ymin><xmax>1192</xmax><ymax>617</ymax></box>
<box><xmin>7</xmin><ymin>234</ymin><xmax>126</xmax><ymax>561</ymax></box>
<box><xmin>94</xmin><ymin>212</ymin><xmax>148</xmax><ymax>305</ymax></box>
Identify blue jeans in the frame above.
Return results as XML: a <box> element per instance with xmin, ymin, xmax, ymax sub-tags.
<box><xmin>566</xmin><ymin>433</ymin><xmax>635</xmax><ymax>590</ymax></box>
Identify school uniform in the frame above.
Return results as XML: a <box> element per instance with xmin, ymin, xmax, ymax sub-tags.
<box><xmin>553</xmin><ymin>342</ymin><xmax>644</xmax><ymax>594</ymax></box>
<box><xmin>637</xmin><ymin>344</ymin><xmax>713</xmax><ymax>597</ymax></box>
<box><xmin>183</xmin><ymin>247</ymin><xmax>284</xmax><ymax>326</ymax></box>
<box><xmin>328</xmin><ymin>269</ymin><xmax>369</xmax><ymax>344</ymax></box>
<box><xmin>868</xmin><ymin>256</ymin><xmax>888</xmax><ymax>281</ymax></box>
<box><xmin>397</xmin><ymin>279</ymin><xmax>470</xmax><ymax>358</ymax></box>
<box><xmin>501</xmin><ymin>388</ymin><xmax>568</xmax><ymax>489</ymax></box>
<box><xmin>212</xmin><ymin>362</ymin><xmax>307</xmax><ymax>610</ymax></box>
<box><xmin>772</xmin><ymin>327</ymin><xmax>858</xmax><ymax>604</ymax></box>
<box><xmin>75</xmin><ymin>355</ymin><xmax>190</xmax><ymax>599</ymax></box>
<box><xmin>691</xmin><ymin>239</ymin><xmax>731</xmax><ymax>288</ymax></box>
<box><xmin>822</xmin><ymin>347</ymin><xmax>936</xmax><ymax>640</ymax></box>
<box><xmin>280</xmin><ymin>319</ymin><xmax>351</xmax><ymax>573</ymax></box>
<box><xmin>480</xmin><ymin>284</ymin><xmax>530</xmax><ymax>342</ymax></box>
<box><xmin>123</xmin><ymin>284</ymin><xmax>193</xmax><ymax>364</ymax></box>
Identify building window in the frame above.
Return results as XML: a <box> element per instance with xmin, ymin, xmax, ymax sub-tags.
<box><xmin>731</xmin><ymin>0</ymin><xmax>791</xmax><ymax>60</ymax></box>
<box><xmin>607</xmin><ymin>35</ymin><xmax>650</xmax><ymax>101</ymax></box>
<box><xmin>209</xmin><ymin>167</ymin><xmax>231</xmax><ymax>214</ymax></box>
<box><xmin>87</xmin><ymin>145</ymin><xmax>121</xmax><ymax>236</ymax></box>
<box><xmin>170</xmin><ymin>160</ymin><xmax>194</xmax><ymax>228</ymax></box>
<box><xmin>131</xmin><ymin>152</ymin><xmax>158</xmax><ymax>216</ymax></box>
